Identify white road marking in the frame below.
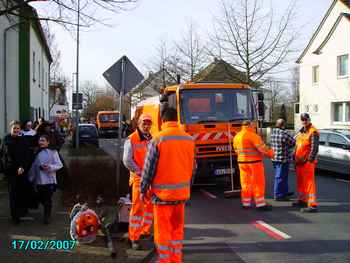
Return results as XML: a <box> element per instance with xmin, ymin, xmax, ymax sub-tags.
<box><xmin>200</xmin><ymin>189</ymin><xmax>218</xmax><ymax>199</ymax></box>
<box><xmin>254</xmin><ymin>220</ymin><xmax>291</xmax><ymax>240</ymax></box>
<box><xmin>336</xmin><ymin>179</ymin><xmax>350</xmax><ymax>184</ymax></box>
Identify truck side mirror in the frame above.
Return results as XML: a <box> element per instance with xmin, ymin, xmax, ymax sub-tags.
<box><xmin>159</xmin><ymin>94</ymin><xmax>169</xmax><ymax>103</ymax></box>
<box><xmin>257</xmin><ymin>93</ymin><xmax>265</xmax><ymax>120</ymax></box>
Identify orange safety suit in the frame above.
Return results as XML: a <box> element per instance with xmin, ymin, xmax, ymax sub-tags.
<box><xmin>294</xmin><ymin>125</ymin><xmax>319</xmax><ymax>207</ymax></box>
<box><xmin>233</xmin><ymin>125</ymin><xmax>274</xmax><ymax>207</ymax></box>
<box><xmin>142</xmin><ymin>122</ymin><xmax>195</xmax><ymax>263</ymax></box>
<box><xmin>126</xmin><ymin>131</ymin><xmax>153</xmax><ymax>241</ymax></box>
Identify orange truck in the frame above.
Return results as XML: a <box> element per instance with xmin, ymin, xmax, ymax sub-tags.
<box><xmin>96</xmin><ymin>111</ymin><xmax>120</xmax><ymax>137</ymax></box>
<box><xmin>132</xmin><ymin>82</ymin><xmax>264</xmax><ymax>185</ymax></box>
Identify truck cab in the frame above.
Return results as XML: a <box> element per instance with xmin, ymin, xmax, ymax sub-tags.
<box><xmin>133</xmin><ymin>82</ymin><xmax>263</xmax><ymax>185</ymax></box>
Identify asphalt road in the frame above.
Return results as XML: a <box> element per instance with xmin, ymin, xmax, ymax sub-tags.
<box><xmin>99</xmin><ymin>138</ymin><xmax>350</xmax><ymax>263</ymax></box>
<box><xmin>183</xmin><ymin>162</ymin><xmax>350</xmax><ymax>263</ymax></box>
<box><xmin>99</xmin><ymin>138</ymin><xmax>124</xmax><ymax>160</ymax></box>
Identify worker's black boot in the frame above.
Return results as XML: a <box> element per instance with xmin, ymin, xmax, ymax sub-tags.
<box><xmin>292</xmin><ymin>200</ymin><xmax>307</xmax><ymax>208</ymax></box>
<box><xmin>300</xmin><ymin>206</ymin><xmax>318</xmax><ymax>213</ymax></box>
<box><xmin>257</xmin><ymin>204</ymin><xmax>272</xmax><ymax>211</ymax></box>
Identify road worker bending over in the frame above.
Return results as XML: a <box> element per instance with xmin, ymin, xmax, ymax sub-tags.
<box><xmin>233</xmin><ymin>120</ymin><xmax>275</xmax><ymax>211</ymax></box>
<box><xmin>123</xmin><ymin>114</ymin><xmax>154</xmax><ymax>250</ymax></box>
<box><xmin>293</xmin><ymin>113</ymin><xmax>319</xmax><ymax>213</ymax></box>
<box><xmin>141</xmin><ymin>107</ymin><xmax>195</xmax><ymax>263</ymax></box>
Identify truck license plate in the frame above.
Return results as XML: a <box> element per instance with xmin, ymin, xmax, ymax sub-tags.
<box><xmin>214</xmin><ymin>168</ymin><xmax>234</xmax><ymax>176</ymax></box>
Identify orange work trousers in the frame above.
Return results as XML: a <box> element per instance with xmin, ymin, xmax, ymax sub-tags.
<box><xmin>296</xmin><ymin>162</ymin><xmax>318</xmax><ymax>207</ymax></box>
<box><xmin>129</xmin><ymin>177</ymin><xmax>153</xmax><ymax>241</ymax></box>
<box><xmin>154</xmin><ymin>203</ymin><xmax>185</xmax><ymax>263</ymax></box>
<box><xmin>238</xmin><ymin>162</ymin><xmax>266</xmax><ymax>207</ymax></box>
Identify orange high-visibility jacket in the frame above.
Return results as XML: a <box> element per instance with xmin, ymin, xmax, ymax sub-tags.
<box><xmin>295</xmin><ymin>125</ymin><xmax>319</xmax><ymax>164</ymax></box>
<box><xmin>233</xmin><ymin>126</ymin><xmax>274</xmax><ymax>162</ymax></box>
<box><xmin>129</xmin><ymin>131</ymin><xmax>149</xmax><ymax>178</ymax></box>
<box><xmin>152</xmin><ymin>122</ymin><xmax>195</xmax><ymax>201</ymax></box>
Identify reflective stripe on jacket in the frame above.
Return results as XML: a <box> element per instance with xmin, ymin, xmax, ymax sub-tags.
<box><xmin>233</xmin><ymin>126</ymin><xmax>274</xmax><ymax>163</ymax></box>
<box><xmin>151</xmin><ymin>122</ymin><xmax>195</xmax><ymax>201</ymax></box>
<box><xmin>295</xmin><ymin>125</ymin><xmax>319</xmax><ymax>164</ymax></box>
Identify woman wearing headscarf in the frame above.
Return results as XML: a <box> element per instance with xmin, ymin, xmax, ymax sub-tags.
<box><xmin>28</xmin><ymin>135</ymin><xmax>63</xmax><ymax>224</ymax></box>
<box><xmin>1</xmin><ymin>121</ymin><xmax>32</xmax><ymax>224</ymax></box>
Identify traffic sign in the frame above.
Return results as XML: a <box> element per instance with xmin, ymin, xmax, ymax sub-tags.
<box><xmin>72</xmin><ymin>103</ymin><xmax>82</xmax><ymax>110</ymax></box>
<box><xmin>72</xmin><ymin>93</ymin><xmax>83</xmax><ymax>110</ymax></box>
<box><xmin>72</xmin><ymin>92</ymin><xmax>83</xmax><ymax>104</ymax></box>
<box><xmin>103</xmin><ymin>55</ymin><xmax>144</xmax><ymax>94</ymax></box>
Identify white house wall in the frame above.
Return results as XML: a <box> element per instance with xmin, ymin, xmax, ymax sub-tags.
<box><xmin>297</xmin><ymin>0</ymin><xmax>350</xmax><ymax>130</ymax></box>
<box><xmin>30</xmin><ymin>25</ymin><xmax>50</xmax><ymax>121</ymax></box>
<box><xmin>0</xmin><ymin>16</ymin><xmax>10</xmax><ymax>136</ymax></box>
<box><xmin>0</xmin><ymin>16</ymin><xmax>19</xmax><ymax>137</ymax></box>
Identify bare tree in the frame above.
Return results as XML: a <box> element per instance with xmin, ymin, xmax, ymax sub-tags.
<box><xmin>211</xmin><ymin>0</ymin><xmax>298</xmax><ymax>84</ymax></box>
<box><xmin>173</xmin><ymin>21</ymin><xmax>208</xmax><ymax>81</ymax></box>
<box><xmin>265</xmin><ymin>78</ymin><xmax>282</xmax><ymax>120</ymax></box>
<box><xmin>81</xmin><ymin>81</ymin><xmax>98</xmax><ymax>108</ymax></box>
<box><xmin>290</xmin><ymin>66</ymin><xmax>300</xmax><ymax>102</ymax></box>
<box><xmin>0</xmin><ymin>0</ymin><xmax>138</xmax><ymax>28</ymax></box>
<box><xmin>145</xmin><ymin>40</ymin><xmax>178</xmax><ymax>86</ymax></box>
<box><xmin>41</xmin><ymin>22</ymin><xmax>63</xmax><ymax>82</ymax></box>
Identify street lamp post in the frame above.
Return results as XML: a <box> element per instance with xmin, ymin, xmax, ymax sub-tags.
<box><xmin>75</xmin><ymin>0</ymin><xmax>80</xmax><ymax>149</ymax></box>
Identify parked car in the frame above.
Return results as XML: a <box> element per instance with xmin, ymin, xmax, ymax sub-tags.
<box><xmin>317</xmin><ymin>129</ymin><xmax>350</xmax><ymax>175</ymax></box>
<box><xmin>72</xmin><ymin>124</ymin><xmax>99</xmax><ymax>148</ymax></box>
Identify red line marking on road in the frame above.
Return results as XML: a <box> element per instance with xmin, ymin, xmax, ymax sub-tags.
<box><xmin>252</xmin><ymin>220</ymin><xmax>291</xmax><ymax>240</ymax></box>
<box><xmin>200</xmin><ymin>189</ymin><xmax>218</xmax><ymax>199</ymax></box>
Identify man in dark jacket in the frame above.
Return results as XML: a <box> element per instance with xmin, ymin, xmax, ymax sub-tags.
<box><xmin>2</xmin><ymin>121</ymin><xmax>33</xmax><ymax>224</ymax></box>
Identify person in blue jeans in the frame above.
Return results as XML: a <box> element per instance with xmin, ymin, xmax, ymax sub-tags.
<box><xmin>270</xmin><ymin>119</ymin><xmax>296</xmax><ymax>201</ymax></box>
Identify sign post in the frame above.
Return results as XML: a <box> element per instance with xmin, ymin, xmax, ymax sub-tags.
<box><xmin>103</xmin><ymin>55</ymin><xmax>143</xmax><ymax>197</ymax></box>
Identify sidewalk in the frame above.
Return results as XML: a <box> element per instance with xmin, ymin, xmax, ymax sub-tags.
<box><xmin>0</xmin><ymin>176</ymin><xmax>153</xmax><ymax>263</ymax></box>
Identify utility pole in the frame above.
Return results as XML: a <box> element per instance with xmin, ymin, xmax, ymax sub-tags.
<box><xmin>116</xmin><ymin>56</ymin><xmax>126</xmax><ymax>198</ymax></box>
<box><xmin>75</xmin><ymin>0</ymin><xmax>80</xmax><ymax>149</ymax></box>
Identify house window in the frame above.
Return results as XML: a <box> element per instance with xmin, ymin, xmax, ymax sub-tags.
<box><xmin>32</xmin><ymin>52</ymin><xmax>36</xmax><ymax>82</ymax></box>
<box><xmin>337</xmin><ymin>54</ymin><xmax>349</xmax><ymax>77</ymax></box>
<box><xmin>42</xmin><ymin>66</ymin><xmax>44</xmax><ymax>88</ymax></box>
<box><xmin>312</xmin><ymin>65</ymin><xmax>319</xmax><ymax>84</ymax></box>
<box><xmin>38</xmin><ymin>61</ymin><xmax>41</xmax><ymax>87</ymax></box>
<box><xmin>333</xmin><ymin>102</ymin><xmax>350</xmax><ymax>123</ymax></box>
<box><xmin>294</xmin><ymin>103</ymin><xmax>300</xmax><ymax>114</ymax></box>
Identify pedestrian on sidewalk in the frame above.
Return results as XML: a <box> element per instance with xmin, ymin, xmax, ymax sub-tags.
<box><xmin>270</xmin><ymin>119</ymin><xmax>295</xmax><ymax>201</ymax></box>
<box><xmin>233</xmin><ymin>120</ymin><xmax>275</xmax><ymax>211</ymax></box>
<box><xmin>123</xmin><ymin>113</ymin><xmax>154</xmax><ymax>250</ymax></box>
<box><xmin>21</xmin><ymin>121</ymin><xmax>37</xmax><ymax>136</ymax></box>
<box><xmin>28</xmin><ymin>135</ymin><xmax>63</xmax><ymax>224</ymax></box>
<box><xmin>1</xmin><ymin>121</ymin><xmax>32</xmax><ymax>224</ymax></box>
<box><xmin>293</xmin><ymin>113</ymin><xmax>319</xmax><ymax>213</ymax></box>
<box><xmin>141</xmin><ymin>107</ymin><xmax>195</xmax><ymax>263</ymax></box>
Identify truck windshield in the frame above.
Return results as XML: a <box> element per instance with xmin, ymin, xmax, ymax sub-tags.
<box><xmin>99</xmin><ymin>114</ymin><xmax>119</xmax><ymax>122</ymax></box>
<box><xmin>180</xmin><ymin>89</ymin><xmax>255</xmax><ymax>124</ymax></box>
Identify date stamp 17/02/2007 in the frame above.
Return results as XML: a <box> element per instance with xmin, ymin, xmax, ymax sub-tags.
<box><xmin>11</xmin><ymin>240</ymin><xmax>77</xmax><ymax>251</ymax></box>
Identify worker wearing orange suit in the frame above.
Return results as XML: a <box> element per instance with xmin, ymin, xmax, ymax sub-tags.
<box><xmin>141</xmin><ymin>107</ymin><xmax>195</xmax><ymax>263</ymax></box>
<box><xmin>233</xmin><ymin>120</ymin><xmax>275</xmax><ymax>211</ymax></box>
<box><xmin>293</xmin><ymin>113</ymin><xmax>319</xmax><ymax>213</ymax></box>
<box><xmin>123</xmin><ymin>114</ymin><xmax>154</xmax><ymax>250</ymax></box>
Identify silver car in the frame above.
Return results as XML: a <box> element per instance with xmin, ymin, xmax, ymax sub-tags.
<box><xmin>318</xmin><ymin>130</ymin><xmax>350</xmax><ymax>175</ymax></box>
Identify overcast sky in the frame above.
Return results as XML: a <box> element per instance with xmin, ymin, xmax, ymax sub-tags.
<box><xmin>32</xmin><ymin>0</ymin><xmax>332</xmax><ymax>90</ymax></box>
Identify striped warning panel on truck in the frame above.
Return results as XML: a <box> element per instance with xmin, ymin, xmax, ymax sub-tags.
<box><xmin>192</xmin><ymin>131</ymin><xmax>235</xmax><ymax>141</ymax></box>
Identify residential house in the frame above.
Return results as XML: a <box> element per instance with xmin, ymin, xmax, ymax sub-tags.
<box><xmin>130</xmin><ymin>70</ymin><xmax>176</xmax><ymax>117</ymax></box>
<box><xmin>296</xmin><ymin>0</ymin><xmax>350</xmax><ymax>130</ymax></box>
<box><xmin>0</xmin><ymin>1</ymin><xmax>52</xmax><ymax>137</ymax></box>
